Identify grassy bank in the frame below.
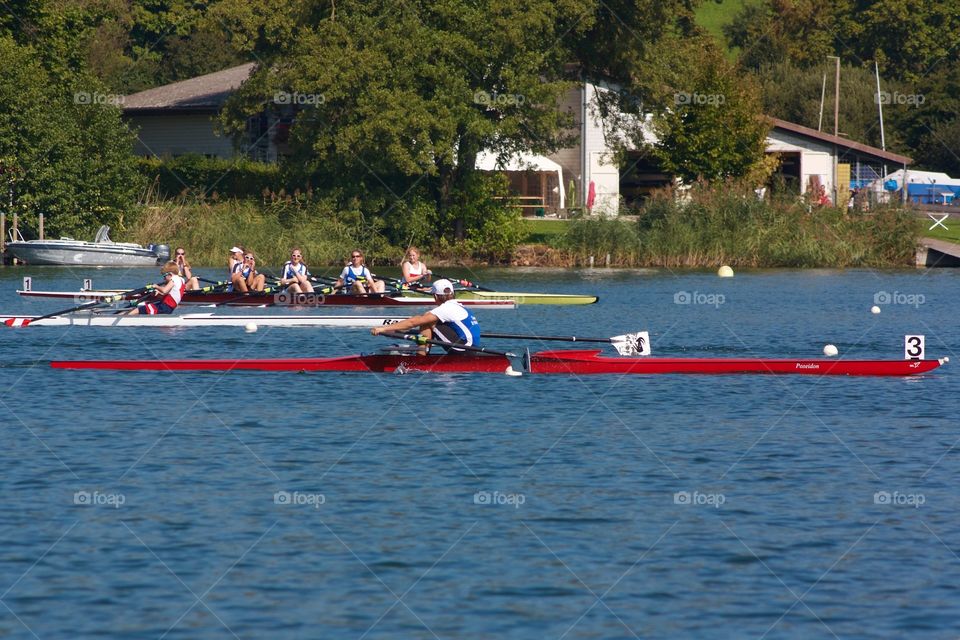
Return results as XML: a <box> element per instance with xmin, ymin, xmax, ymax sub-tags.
<box><xmin>556</xmin><ymin>188</ymin><xmax>919</xmax><ymax>268</ymax></box>
<box><xmin>124</xmin><ymin>200</ymin><xmax>398</xmax><ymax>269</ymax></box>
<box><xmin>121</xmin><ymin>189</ymin><xmax>920</xmax><ymax>270</ymax></box>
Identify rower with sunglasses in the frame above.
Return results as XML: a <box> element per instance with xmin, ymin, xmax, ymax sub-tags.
<box><xmin>279</xmin><ymin>248</ymin><xmax>314</xmax><ymax>294</ymax></box>
<box><xmin>334</xmin><ymin>249</ymin><xmax>386</xmax><ymax>294</ymax></box>
<box><xmin>230</xmin><ymin>249</ymin><xmax>267</xmax><ymax>293</ymax></box>
<box><xmin>126</xmin><ymin>262</ymin><xmax>186</xmax><ymax>315</ymax></box>
<box><xmin>173</xmin><ymin>247</ymin><xmax>200</xmax><ymax>290</ymax></box>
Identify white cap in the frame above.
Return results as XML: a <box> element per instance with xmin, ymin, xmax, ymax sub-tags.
<box><xmin>230</xmin><ymin>246</ymin><xmax>242</xmax><ymax>253</ymax></box>
<box><xmin>431</xmin><ymin>279</ymin><xmax>455</xmax><ymax>295</ymax></box>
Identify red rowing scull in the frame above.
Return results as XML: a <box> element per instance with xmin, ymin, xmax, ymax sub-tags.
<box><xmin>50</xmin><ymin>349</ymin><xmax>947</xmax><ymax>376</ymax></box>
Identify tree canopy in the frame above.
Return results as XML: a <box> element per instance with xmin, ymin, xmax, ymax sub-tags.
<box><xmin>0</xmin><ymin>36</ymin><xmax>141</xmax><ymax>236</ymax></box>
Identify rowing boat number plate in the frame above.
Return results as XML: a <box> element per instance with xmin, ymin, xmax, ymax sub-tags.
<box><xmin>904</xmin><ymin>335</ymin><xmax>924</xmax><ymax>360</ymax></box>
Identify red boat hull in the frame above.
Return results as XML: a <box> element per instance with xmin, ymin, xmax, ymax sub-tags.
<box><xmin>50</xmin><ymin>349</ymin><xmax>945</xmax><ymax>376</ymax></box>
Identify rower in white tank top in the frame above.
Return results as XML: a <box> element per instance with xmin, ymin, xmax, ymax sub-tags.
<box><xmin>401</xmin><ymin>247</ymin><xmax>432</xmax><ymax>288</ymax></box>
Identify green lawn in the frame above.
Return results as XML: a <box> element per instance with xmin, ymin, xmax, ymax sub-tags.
<box><xmin>921</xmin><ymin>218</ymin><xmax>960</xmax><ymax>244</ymax></box>
<box><xmin>522</xmin><ymin>218</ymin><xmax>570</xmax><ymax>244</ymax></box>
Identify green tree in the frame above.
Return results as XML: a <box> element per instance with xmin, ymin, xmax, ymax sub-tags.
<box><xmin>856</xmin><ymin>0</ymin><xmax>960</xmax><ymax>82</ymax></box>
<box><xmin>757</xmin><ymin>61</ymin><xmax>906</xmax><ymax>149</ymax></box>
<box><xmin>646</xmin><ymin>38</ymin><xmax>770</xmax><ymax>182</ymax></box>
<box><xmin>0</xmin><ymin>36</ymin><xmax>141</xmax><ymax>236</ymax></box>
<box><xmin>723</xmin><ymin>0</ymin><xmax>854</xmax><ymax>71</ymax></box>
<box><xmin>220</xmin><ymin>0</ymin><xmax>583</xmax><ymax>241</ymax></box>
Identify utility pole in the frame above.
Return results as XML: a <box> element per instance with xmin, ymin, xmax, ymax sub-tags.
<box><xmin>827</xmin><ymin>56</ymin><xmax>841</xmax><ymax>205</ymax></box>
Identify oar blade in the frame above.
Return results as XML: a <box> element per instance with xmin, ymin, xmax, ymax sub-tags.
<box><xmin>610</xmin><ymin>331</ymin><xmax>651</xmax><ymax>356</ymax></box>
<box><xmin>4</xmin><ymin>317</ymin><xmax>30</xmax><ymax>328</ymax></box>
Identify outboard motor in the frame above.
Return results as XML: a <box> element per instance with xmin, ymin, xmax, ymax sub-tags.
<box><xmin>150</xmin><ymin>244</ymin><xmax>170</xmax><ymax>263</ymax></box>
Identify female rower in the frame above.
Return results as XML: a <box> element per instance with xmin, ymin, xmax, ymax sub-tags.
<box><xmin>335</xmin><ymin>249</ymin><xmax>385</xmax><ymax>294</ymax></box>
<box><xmin>280</xmin><ymin>247</ymin><xmax>314</xmax><ymax>294</ymax></box>
<box><xmin>127</xmin><ymin>261</ymin><xmax>185</xmax><ymax>315</ymax></box>
<box><xmin>401</xmin><ymin>246</ymin><xmax>431</xmax><ymax>288</ymax></box>
<box><xmin>232</xmin><ymin>251</ymin><xmax>267</xmax><ymax>293</ymax></box>
<box><xmin>174</xmin><ymin>247</ymin><xmax>200</xmax><ymax>290</ymax></box>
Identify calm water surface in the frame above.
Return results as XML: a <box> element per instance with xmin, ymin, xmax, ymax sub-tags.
<box><xmin>0</xmin><ymin>265</ymin><xmax>958</xmax><ymax>639</ymax></box>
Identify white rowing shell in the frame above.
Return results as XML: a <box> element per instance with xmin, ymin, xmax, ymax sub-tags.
<box><xmin>0</xmin><ymin>313</ymin><xmax>407</xmax><ymax>328</ymax></box>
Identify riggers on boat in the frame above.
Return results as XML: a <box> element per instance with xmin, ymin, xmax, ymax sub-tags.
<box><xmin>51</xmin><ymin>349</ymin><xmax>947</xmax><ymax>376</ymax></box>
<box><xmin>17</xmin><ymin>289</ymin><xmax>517</xmax><ymax>308</ymax></box>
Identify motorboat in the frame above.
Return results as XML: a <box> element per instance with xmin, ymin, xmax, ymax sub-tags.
<box><xmin>5</xmin><ymin>225</ymin><xmax>168</xmax><ymax>266</ymax></box>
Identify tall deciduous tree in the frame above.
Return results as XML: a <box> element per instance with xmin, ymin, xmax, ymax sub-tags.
<box><xmin>646</xmin><ymin>38</ymin><xmax>770</xmax><ymax>183</ymax></box>
<box><xmin>0</xmin><ymin>36</ymin><xmax>141</xmax><ymax>236</ymax></box>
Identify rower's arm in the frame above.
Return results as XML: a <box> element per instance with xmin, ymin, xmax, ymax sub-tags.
<box><xmin>154</xmin><ymin>279</ymin><xmax>175</xmax><ymax>296</ymax></box>
<box><xmin>372</xmin><ymin>312</ymin><xmax>437</xmax><ymax>335</ymax></box>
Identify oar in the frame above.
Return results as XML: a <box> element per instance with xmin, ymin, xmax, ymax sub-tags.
<box><xmin>482</xmin><ymin>331</ymin><xmax>650</xmax><ymax>356</ymax></box>
<box><xmin>211</xmin><ymin>283</ymin><xmax>287</xmax><ymax>307</ymax></box>
<box><xmin>197</xmin><ymin>277</ymin><xmax>229</xmax><ymax>288</ymax></box>
<box><xmin>379</xmin><ymin>331</ymin><xmax>525</xmax><ymax>375</ymax></box>
<box><xmin>5</xmin><ymin>285</ymin><xmax>156</xmax><ymax>327</ymax></box>
<box><xmin>431</xmin><ymin>274</ymin><xmax>494</xmax><ymax>292</ymax></box>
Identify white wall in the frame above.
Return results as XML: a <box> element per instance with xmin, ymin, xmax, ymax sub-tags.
<box><xmin>546</xmin><ymin>83</ymin><xmax>623</xmax><ymax>214</ymax></box>
<box><xmin>546</xmin><ymin>88</ymin><xmax>583</xmax><ymax>206</ymax></box>
<box><xmin>127</xmin><ymin>114</ymin><xmax>236</xmax><ymax>158</ymax></box>
<box><xmin>766</xmin><ymin>129</ymin><xmax>834</xmax><ymax>196</ymax></box>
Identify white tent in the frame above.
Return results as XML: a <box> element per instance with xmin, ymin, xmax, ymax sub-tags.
<box><xmin>475</xmin><ymin>151</ymin><xmax>565</xmax><ymax>209</ymax></box>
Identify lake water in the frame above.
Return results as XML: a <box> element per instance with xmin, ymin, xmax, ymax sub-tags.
<box><xmin>0</xmin><ymin>265</ymin><xmax>958</xmax><ymax>639</ymax></box>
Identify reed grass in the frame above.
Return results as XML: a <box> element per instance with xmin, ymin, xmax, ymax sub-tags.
<box><xmin>124</xmin><ymin>199</ymin><xmax>397</xmax><ymax>271</ymax></box>
<box><xmin>557</xmin><ymin>185</ymin><xmax>918</xmax><ymax>268</ymax></box>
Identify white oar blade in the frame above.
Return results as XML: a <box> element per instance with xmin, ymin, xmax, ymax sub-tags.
<box><xmin>611</xmin><ymin>331</ymin><xmax>650</xmax><ymax>356</ymax></box>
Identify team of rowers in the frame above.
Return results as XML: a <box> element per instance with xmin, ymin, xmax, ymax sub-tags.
<box><xmin>222</xmin><ymin>245</ymin><xmax>432</xmax><ymax>295</ymax></box>
<box><xmin>126</xmin><ymin>246</ymin><xmax>480</xmax><ymax>354</ymax></box>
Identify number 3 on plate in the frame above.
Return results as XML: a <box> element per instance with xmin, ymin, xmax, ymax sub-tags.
<box><xmin>904</xmin><ymin>335</ymin><xmax>925</xmax><ymax>360</ymax></box>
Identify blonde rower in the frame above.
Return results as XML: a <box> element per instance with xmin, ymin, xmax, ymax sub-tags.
<box><xmin>401</xmin><ymin>246</ymin><xmax>432</xmax><ymax>287</ymax></box>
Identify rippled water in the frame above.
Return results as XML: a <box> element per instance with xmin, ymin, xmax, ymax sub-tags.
<box><xmin>0</xmin><ymin>265</ymin><xmax>958</xmax><ymax>639</ymax></box>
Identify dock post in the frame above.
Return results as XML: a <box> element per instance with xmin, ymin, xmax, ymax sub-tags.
<box><xmin>38</xmin><ymin>213</ymin><xmax>43</xmax><ymax>240</ymax></box>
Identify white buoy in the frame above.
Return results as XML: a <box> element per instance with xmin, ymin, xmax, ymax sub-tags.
<box><xmin>823</xmin><ymin>344</ymin><xmax>839</xmax><ymax>357</ymax></box>
<box><xmin>244</xmin><ymin>322</ymin><xmax>258</xmax><ymax>333</ymax></box>
<box><xmin>717</xmin><ymin>265</ymin><xmax>734</xmax><ymax>278</ymax></box>
<box><xmin>871</xmin><ymin>305</ymin><xmax>881</xmax><ymax>315</ymax></box>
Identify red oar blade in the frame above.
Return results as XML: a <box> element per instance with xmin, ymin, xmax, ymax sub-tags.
<box><xmin>4</xmin><ymin>317</ymin><xmax>32</xmax><ymax>328</ymax></box>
